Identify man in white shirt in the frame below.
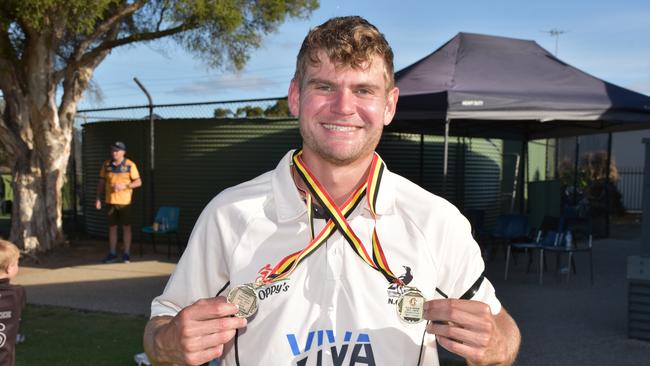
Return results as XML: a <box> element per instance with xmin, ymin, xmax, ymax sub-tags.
<box><xmin>144</xmin><ymin>16</ymin><xmax>520</xmax><ymax>366</ymax></box>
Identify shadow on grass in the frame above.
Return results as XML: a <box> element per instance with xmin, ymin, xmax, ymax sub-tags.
<box><xmin>17</xmin><ymin>304</ymin><xmax>147</xmax><ymax>366</ymax></box>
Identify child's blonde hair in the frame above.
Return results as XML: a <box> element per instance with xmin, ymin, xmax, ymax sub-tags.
<box><xmin>0</xmin><ymin>240</ymin><xmax>20</xmax><ymax>271</ymax></box>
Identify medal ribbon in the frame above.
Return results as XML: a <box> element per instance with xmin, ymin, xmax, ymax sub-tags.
<box><xmin>261</xmin><ymin>171</ymin><xmax>366</xmax><ymax>285</ymax></box>
<box><xmin>292</xmin><ymin>149</ymin><xmax>403</xmax><ymax>286</ymax></box>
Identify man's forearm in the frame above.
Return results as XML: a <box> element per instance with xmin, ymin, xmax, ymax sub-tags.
<box><xmin>144</xmin><ymin>316</ymin><xmax>175</xmax><ymax>366</ymax></box>
<box><xmin>96</xmin><ymin>179</ymin><xmax>105</xmax><ymax>199</ymax></box>
<box><xmin>130</xmin><ymin>178</ymin><xmax>142</xmax><ymax>189</ymax></box>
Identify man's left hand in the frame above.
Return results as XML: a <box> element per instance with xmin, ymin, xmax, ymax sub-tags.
<box><xmin>423</xmin><ymin>299</ymin><xmax>519</xmax><ymax>366</ymax></box>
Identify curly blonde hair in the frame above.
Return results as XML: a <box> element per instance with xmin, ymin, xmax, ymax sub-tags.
<box><xmin>294</xmin><ymin>16</ymin><xmax>395</xmax><ymax>90</ymax></box>
<box><xmin>0</xmin><ymin>240</ymin><xmax>19</xmax><ymax>272</ymax></box>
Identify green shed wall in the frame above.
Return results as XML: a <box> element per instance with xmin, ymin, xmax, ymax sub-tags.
<box><xmin>83</xmin><ymin>118</ymin><xmax>505</xmax><ymax>242</ymax></box>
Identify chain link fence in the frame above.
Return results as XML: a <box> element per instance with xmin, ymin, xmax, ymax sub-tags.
<box><xmin>75</xmin><ymin>97</ymin><xmax>289</xmax><ymax>124</ymax></box>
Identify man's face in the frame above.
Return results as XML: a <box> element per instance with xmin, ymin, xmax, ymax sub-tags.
<box><xmin>288</xmin><ymin>51</ymin><xmax>399</xmax><ymax>166</ymax></box>
<box><xmin>111</xmin><ymin>148</ymin><xmax>125</xmax><ymax>162</ymax></box>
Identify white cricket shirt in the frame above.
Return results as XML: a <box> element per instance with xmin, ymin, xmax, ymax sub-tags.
<box><xmin>151</xmin><ymin>150</ymin><xmax>502</xmax><ymax>366</ymax></box>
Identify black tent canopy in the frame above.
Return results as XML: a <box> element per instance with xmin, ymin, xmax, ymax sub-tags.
<box><xmin>392</xmin><ymin>32</ymin><xmax>650</xmax><ymax>140</ymax></box>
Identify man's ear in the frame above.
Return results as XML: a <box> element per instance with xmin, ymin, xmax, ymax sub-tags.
<box><xmin>383</xmin><ymin>87</ymin><xmax>400</xmax><ymax>126</ymax></box>
<box><xmin>288</xmin><ymin>79</ymin><xmax>301</xmax><ymax>118</ymax></box>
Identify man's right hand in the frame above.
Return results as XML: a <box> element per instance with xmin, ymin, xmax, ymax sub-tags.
<box><xmin>144</xmin><ymin>296</ymin><xmax>247</xmax><ymax>366</ymax></box>
<box><xmin>95</xmin><ymin>199</ymin><xmax>102</xmax><ymax>210</ymax></box>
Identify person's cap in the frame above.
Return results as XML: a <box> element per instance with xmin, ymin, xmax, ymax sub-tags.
<box><xmin>111</xmin><ymin>141</ymin><xmax>126</xmax><ymax>151</ymax></box>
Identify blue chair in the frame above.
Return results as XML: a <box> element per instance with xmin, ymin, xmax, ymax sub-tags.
<box><xmin>141</xmin><ymin>206</ymin><xmax>181</xmax><ymax>258</ymax></box>
<box><xmin>504</xmin><ymin>216</ymin><xmax>560</xmax><ymax>283</ymax></box>
<box><xmin>484</xmin><ymin>214</ymin><xmax>529</xmax><ymax>261</ymax></box>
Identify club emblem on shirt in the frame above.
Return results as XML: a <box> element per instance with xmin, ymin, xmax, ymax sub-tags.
<box><xmin>386</xmin><ymin>266</ymin><xmax>413</xmax><ymax>304</ymax></box>
<box><xmin>255</xmin><ymin>264</ymin><xmax>290</xmax><ymax>301</ymax></box>
<box><xmin>255</xmin><ymin>264</ymin><xmax>273</xmax><ymax>286</ymax></box>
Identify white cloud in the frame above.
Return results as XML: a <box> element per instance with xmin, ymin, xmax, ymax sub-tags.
<box><xmin>169</xmin><ymin>74</ymin><xmax>288</xmax><ymax>95</ymax></box>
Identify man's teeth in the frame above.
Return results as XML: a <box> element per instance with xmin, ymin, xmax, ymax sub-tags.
<box><xmin>323</xmin><ymin>124</ymin><xmax>356</xmax><ymax>132</ymax></box>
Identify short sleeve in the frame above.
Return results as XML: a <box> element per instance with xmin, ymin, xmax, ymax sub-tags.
<box><xmin>435</xmin><ymin>211</ymin><xmax>502</xmax><ymax>314</ymax></box>
<box><xmin>129</xmin><ymin>161</ymin><xmax>140</xmax><ymax>180</ymax></box>
<box><xmin>150</xmin><ymin>197</ymin><xmax>232</xmax><ymax>318</ymax></box>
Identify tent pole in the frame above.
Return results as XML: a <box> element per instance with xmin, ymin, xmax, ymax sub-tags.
<box><xmin>605</xmin><ymin>132</ymin><xmax>612</xmax><ymax>237</ymax></box>
<box><xmin>419</xmin><ymin>134</ymin><xmax>424</xmax><ymax>186</ymax></box>
<box><xmin>518</xmin><ymin>140</ymin><xmax>527</xmax><ymax>214</ymax></box>
<box><xmin>573</xmin><ymin>136</ymin><xmax>580</xmax><ymax>207</ymax></box>
<box><xmin>443</xmin><ymin>119</ymin><xmax>450</xmax><ymax>197</ymax></box>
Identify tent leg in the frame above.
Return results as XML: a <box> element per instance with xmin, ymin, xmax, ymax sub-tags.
<box><xmin>443</xmin><ymin>119</ymin><xmax>450</xmax><ymax>197</ymax></box>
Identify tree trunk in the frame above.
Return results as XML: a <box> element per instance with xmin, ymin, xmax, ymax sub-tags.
<box><xmin>7</xmin><ymin>101</ymin><xmax>73</xmax><ymax>253</ymax></box>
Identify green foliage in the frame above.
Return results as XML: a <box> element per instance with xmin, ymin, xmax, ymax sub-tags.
<box><xmin>558</xmin><ymin>151</ymin><xmax>625</xmax><ymax>217</ymax></box>
<box><xmin>16</xmin><ymin>304</ymin><xmax>148</xmax><ymax>366</ymax></box>
<box><xmin>1</xmin><ymin>0</ymin><xmax>319</xmax><ymax>72</ymax></box>
<box><xmin>213</xmin><ymin>107</ymin><xmax>233</xmax><ymax>118</ymax></box>
<box><xmin>264</xmin><ymin>98</ymin><xmax>290</xmax><ymax>117</ymax></box>
<box><xmin>236</xmin><ymin>105</ymin><xmax>264</xmax><ymax>118</ymax></box>
<box><xmin>8</xmin><ymin>0</ymin><xmax>120</xmax><ymax>35</ymax></box>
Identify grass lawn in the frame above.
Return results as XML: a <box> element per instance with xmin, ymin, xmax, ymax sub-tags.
<box><xmin>16</xmin><ymin>304</ymin><xmax>147</xmax><ymax>366</ymax></box>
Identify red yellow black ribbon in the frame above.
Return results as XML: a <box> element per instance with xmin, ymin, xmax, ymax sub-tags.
<box><xmin>261</xmin><ymin>168</ymin><xmax>366</xmax><ymax>284</ymax></box>
<box><xmin>292</xmin><ymin>149</ymin><xmax>403</xmax><ymax>286</ymax></box>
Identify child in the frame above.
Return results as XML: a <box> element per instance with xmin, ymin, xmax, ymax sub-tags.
<box><xmin>0</xmin><ymin>240</ymin><xmax>25</xmax><ymax>366</ymax></box>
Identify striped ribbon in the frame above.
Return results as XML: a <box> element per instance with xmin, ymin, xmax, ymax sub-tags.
<box><xmin>291</xmin><ymin>149</ymin><xmax>403</xmax><ymax>286</ymax></box>
<box><xmin>261</xmin><ymin>168</ymin><xmax>366</xmax><ymax>284</ymax></box>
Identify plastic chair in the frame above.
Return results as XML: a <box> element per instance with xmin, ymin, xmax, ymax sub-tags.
<box><xmin>542</xmin><ymin>217</ymin><xmax>594</xmax><ymax>285</ymax></box>
<box><xmin>484</xmin><ymin>214</ymin><xmax>529</xmax><ymax>261</ymax></box>
<box><xmin>505</xmin><ymin>216</ymin><xmax>560</xmax><ymax>283</ymax></box>
<box><xmin>141</xmin><ymin>206</ymin><xmax>181</xmax><ymax>258</ymax></box>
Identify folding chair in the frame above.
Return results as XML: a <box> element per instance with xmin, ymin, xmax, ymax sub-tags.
<box><xmin>484</xmin><ymin>214</ymin><xmax>529</xmax><ymax>261</ymax></box>
<box><xmin>141</xmin><ymin>206</ymin><xmax>181</xmax><ymax>258</ymax></box>
<box><xmin>505</xmin><ymin>216</ymin><xmax>561</xmax><ymax>283</ymax></box>
<box><xmin>543</xmin><ymin>217</ymin><xmax>594</xmax><ymax>285</ymax></box>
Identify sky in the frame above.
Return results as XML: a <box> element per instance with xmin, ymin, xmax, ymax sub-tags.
<box><xmin>77</xmin><ymin>0</ymin><xmax>650</xmax><ymax>111</ymax></box>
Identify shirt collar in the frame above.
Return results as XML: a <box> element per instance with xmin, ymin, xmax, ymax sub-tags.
<box><xmin>273</xmin><ymin>150</ymin><xmax>307</xmax><ymax>222</ymax></box>
<box><xmin>272</xmin><ymin>150</ymin><xmax>396</xmax><ymax>222</ymax></box>
<box><xmin>368</xmin><ymin>154</ymin><xmax>396</xmax><ymax>217</ymax></box>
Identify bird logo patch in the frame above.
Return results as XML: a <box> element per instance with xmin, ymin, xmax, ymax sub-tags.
<box><xmin>386</xmin><ymin>266</ymin><xmax>413</xmax><ymax>304</ymax></box>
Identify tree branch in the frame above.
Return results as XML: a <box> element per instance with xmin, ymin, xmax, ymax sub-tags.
<box><xmin>79</xmin><ymin>21</ymin><xmax>196</xmax><ymax>66</ymax></box>
<box><xmin>0</xmin><ymin>24</ymin><xmax>23</xmax><ymax>93</ymax></box>
<box><xmin>72</xmin><ymin>0</ymin><xmax>147</xmax><ymax>62</ymax></box>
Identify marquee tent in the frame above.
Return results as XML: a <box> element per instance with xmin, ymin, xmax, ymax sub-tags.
<box><xmin>392</xmin><ymin>32</ymin><xmax>650</xmax><ymax>140</ymax></box>
<box><xmin>391</xmin><ymin>32</ymin><xmax>650</xmax><ymax>221</ymax></box>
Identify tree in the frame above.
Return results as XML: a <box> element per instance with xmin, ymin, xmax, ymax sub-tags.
<box><xmin>0</xmin><ymin>0</ymin><xmax>318</xmax><ymax>252</ymax></box>
<box><xmin>213</xmin><ymin>107</ymin><xmax>233</xmax><ymax>118</ymax></box>
<box><xmin>264</xmin><ymin>98</ymin><xmax>289</xmax><ymax>117</ymax></box>
<box><xmin>236</xmin><ymin>105</ymin><xmax>264</xmax><ymax>118</ymax></box>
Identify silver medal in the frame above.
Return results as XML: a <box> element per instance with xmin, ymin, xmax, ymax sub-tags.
<box><xmin>227</xmin><ymin>284</ymin><xmax>258</xmax><ymax>318</ymax></box>
<box><xmin>396</xmin><ymin>287</ymin><xmax>425</xmax><ymax>324</ymax></box>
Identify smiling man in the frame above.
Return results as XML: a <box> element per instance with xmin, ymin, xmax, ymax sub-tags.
<box><xmin>144</xmin><ymin>16</ymin><xmax>520</xmax><ymax>366</ymax></box>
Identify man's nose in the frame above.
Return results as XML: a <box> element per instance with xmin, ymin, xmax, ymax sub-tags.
<box><xmin>330</xmin><ymin>89</ymin><xmax>355</xmax><ymax>115</ymax></box>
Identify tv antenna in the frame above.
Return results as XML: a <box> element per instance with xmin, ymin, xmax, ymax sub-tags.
<box><xmin>543</xmin><ymin>28</ymin><xmax>567</xmax><ymax>56</ymax></box>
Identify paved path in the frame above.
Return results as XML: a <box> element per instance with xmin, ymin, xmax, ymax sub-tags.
<box><xmin>15</xmin><ymin>241</ymin><xmax>176</xmax><ymax>317</ymax></box>
<box><xmin>483</xmin><ymin>236</ymin><xmax>650</xmax><ymax>365</ymax></box>
<box><xmin>14</xmin><ymin>235</ymin><xmax>650</xmax><ymax>365</ymax></box>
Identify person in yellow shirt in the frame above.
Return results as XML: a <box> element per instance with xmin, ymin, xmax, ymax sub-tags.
<box><xmin>95</xmin><ymin>141</ymin><xmax>142</xmax><ymax>263</ymax></box>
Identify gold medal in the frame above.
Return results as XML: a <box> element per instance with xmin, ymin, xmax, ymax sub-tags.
<box><xmin>226</xmin><ymin>284</ymin><xmax>258</xmax><ymax>318</ymax></box>
<box><xmin>396</xmin><ymin>287</ymin><xmax>426</xmax><ymax>324</ymax></box>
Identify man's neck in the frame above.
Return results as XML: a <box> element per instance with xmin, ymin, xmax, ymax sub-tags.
<box><xmin>112</xmin><ymin>157</ymin><xmax>125</xmax><ymax>165</ymax></box>
<box><xmin>299</xmin><ymin>151</ymin><xmax>373</xmax><ymax>206</ymax></box>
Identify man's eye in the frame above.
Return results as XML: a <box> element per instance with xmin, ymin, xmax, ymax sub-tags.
<box><xmin>356</xmin><ymin>88</ymin><xmax>372</xmax><ymax>95</ymax></box>
<box><xmin>315</xmin><ymin>84</ymin><xmax>331</xmax><ymax>91</ymax></box>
